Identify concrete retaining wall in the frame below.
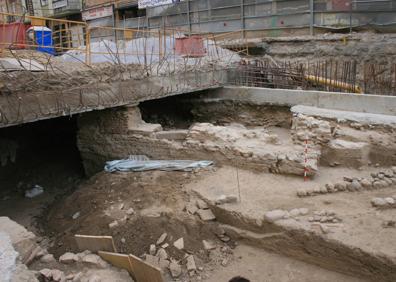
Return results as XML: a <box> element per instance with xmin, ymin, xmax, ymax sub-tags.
<box><xmin>206</xmin><ymin>87</ymin><xmax>396</xmax><ymax>116</ymax></box>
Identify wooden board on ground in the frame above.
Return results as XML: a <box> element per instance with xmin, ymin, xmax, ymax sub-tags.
<box><xmin>129</xmin><ymin>254</ymin><xmax>164</xmax><ymax>282</ymax></box>
<box><xmin>98</xmin><ymin>251</ymin><xmax>133</xmax><ymax>275</ymax></box>
<box><xmin>75</xmin><ymin>234</ymin><xmax>117</xmax><ymax>253</ymax></box>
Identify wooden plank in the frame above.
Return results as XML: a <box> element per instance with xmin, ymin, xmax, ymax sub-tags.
<box><xmin>98</xmin><ymin>251</ymin><xmax>133</xmax><ymax>276</ymax></box>
<box><xmin>74</xmin><ymin>234</ymin><xmax>117</xmax><ymax>253</ymax></box>
<box><xmin>129</xmin><ymin>254</ymin><xmax>164</xmax><ymax>282</ymax></box>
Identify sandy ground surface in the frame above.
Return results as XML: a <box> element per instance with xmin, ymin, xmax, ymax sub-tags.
<box><xmin>209</xmin><ymin>244</ymin><xmax>365</xmax><ymax>282</ymax></box>
<box><xmin>188</xmin><ymin>166</ymin><xmax>396</xmax><ymax>261</ymax></box>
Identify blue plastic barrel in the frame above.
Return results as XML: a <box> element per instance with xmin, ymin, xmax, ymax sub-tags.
<box><xmin>27</xmin><ymin>26</ymin><xmax>55</xmax><ymax>55</ymax></box>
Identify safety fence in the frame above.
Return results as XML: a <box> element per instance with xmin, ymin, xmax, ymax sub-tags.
<box><xmin>0</xmin><ymin>11</ymin><xmax>248</xmax><ymax>69</ymax></box>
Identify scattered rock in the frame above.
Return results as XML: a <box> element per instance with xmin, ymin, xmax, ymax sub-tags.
<box><xmin>51</xmin><ymin>269</ymin><xmax>65</xmax><ymax>282</ymax></box>
<box><xmin>161</xmin><ymin>243</ymin><xmax>169</xmax><ymax>249</ymax></box>
<box><xmin>221</xmin><ymin>258</ymin><xmax>229</xmax><ymax>267</ymax></box>
<box><xmin>343</xmin><ymin>177</ymin><xmax>353</xmax><ymax>182</ymax></box>
<box><xmin>299</xmin><ymin>208</ymin><xmax>309</xmax><ymax>215</ymax></box>
<box><xmin>215</xmin><ymin>195</ymin><xmax>238</xmax><ymax>205</ymax></box>
<box><xmin>149</xmin><ymin>244</ymin><xmax>156</xmax><ymax>255</ymax></box>
<box><xmin>159</xmin><ymin>258</ymin><xmax>170</xmax><ymax>269</ymax></box>
<box><xmin>196</xmin><ymin>199</ymin><xmax>209</xmax><ymax>209</ymax></box>
<box><xmin>39</xmin><ymin>268</ymin><xmax>52</xmax><ymax>279</ymax></box>
<box><xmin>219</xmin><ymin>235</ymin><xmax>230</xmax><ymax>242</ymax></box>
<box><xmin>319</xmin><ymin>186</ymin><xmax>328</xmax><ymax>194</ymax></box>
<box><xmin>335</xmin><ymin>182</ymin><xmax>347</xmax><ymax>191</ymax></box>
<box><xmin>145</xmin><ymin>255</ymin><xmax>159</xmax><ymax>267</ymax></box>
<box><xmin>202</xmin><ymin>240</ymin><xmax>216</xmax><ymax>250</ymax></box>
<box><xmin>66</xmin><ymin>273</ymin><xmax>75</xmax><ymax>280</ymax></box>
<box><xmin>156</xmin><ymin>233</ymin><xmax>167</xmax><ymax>245</ymax></box>
<box><xmin>82</xmin><ymin>254</ymin><xmax>108</xmax><ymax>268</ymax></box>
<box><xmin>296</xmin><ymin>189</ymin><xmax>307</xmax><ymax>197</ymax></box>
<box><xmin>264</xmin><ymin>209</ymin><xmax>286</xmax><ymax>223</ymax></box>
<box><xmin>25</xmin><ymin>185</ymin><xmax>44</xmax><ymax>198</ymax></box>
<box><xmin>360</xmin><ymin>179</ymin><xmax>372</xmax><ymax>188</ymax></box>
<box><xmin>351</xmin><ymin>180</ymin><xmax>362</xmax><ymax>191</ymax></box>
<box><xmin>325</xmin><ymin>183</ymin><xmax>336</xmax><ymax>193</ymax></box>
<box><xmin>72</xmin><ymin>272</ymin><xmax>83</xmax><ymax>282</ymax></box>
<box><xmin>385</xmin><ymin>197</ymin><xmax>395</xmax><ymax>205</ymax></box>
<box><xmin>289</xmin><ymin>208</ymin><xmax>301</xmax><ymax>217</ymax></box>
<box><xmin>169</xmin><ymin>260</ymin><xmax>182</xmax><ymax>278</ymax></box>
<box><xmin>108</xmin><ymin>221</ymin><xmax>118</xmax><ymax>229</ymax></box>
<box><xmin>59</xmin><ymin>252</ymin><xmax>78</xmax><ymax>264</ymax></box>
<box><xmin>40</xmin><ymin>254</ymin><xmax>55</xmax><ymax>263</ymax></box>
<box><xmin>121</xmin><ymin>238</ymin><xmax>126</xmax><ymax>244</ymax></box>
<box><xmin>197</xmin><ymin>209</ymin><xmax>216</xmax><ymax>221</ymax></box>
<box><xmin>126</xmin><ymin>208</ymin><xmax>135</xmax><ymax>215</ymax></box>
<box><xmin>371</xmin><ymin>197</ymin><xmax>387</xmax><ymax>207</ymax></box>
<box><xmin>72</xmin><ymin>212</ymin><xmax>80</xmax><ymax>220</ymax></box>
<box><xmin>156</xmin><ymin>248</ymin><xmax>168</xmax><ymax>260</ymax></box>
<box><xmin>186</xmin><ymin>255</ymin><xmax>197</xmax><ymax>271</ymax></box>
<box><xmin>185</xmin><ymin>202</ymin><xmax>198</xmax><ymax>215</ymax></box>
<box><xmin>173</xmin><ymin>238</ymin><xmax>184</xmax><ymax>250</ymax></box>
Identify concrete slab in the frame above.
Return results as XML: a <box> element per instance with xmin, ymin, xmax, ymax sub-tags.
<box><xmin>208</xmin><ymin>87</ymin><xmax>396</xmax><ymax>116</ymax></box>
<box><xmin>292</xmin><ymin>105</ymin><xmax>396</xmax><ymax>127</ymax></box>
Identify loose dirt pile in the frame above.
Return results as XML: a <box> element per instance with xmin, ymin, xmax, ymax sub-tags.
<box><xmin>42</xmin><ymin>168</ymin><xmax>238</xmax><ymax>281</ymax></box>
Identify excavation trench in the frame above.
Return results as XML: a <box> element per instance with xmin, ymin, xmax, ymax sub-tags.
<box><xmin>1</xmin><ymin>90</ymin><xmax>396</xmax><ymax>282</ymax></box>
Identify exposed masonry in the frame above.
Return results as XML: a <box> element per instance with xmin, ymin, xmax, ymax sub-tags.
<box><xmin>77</xmin><ymin>106</ymin><xmax>318</xmax><ymax>177</ymax></box>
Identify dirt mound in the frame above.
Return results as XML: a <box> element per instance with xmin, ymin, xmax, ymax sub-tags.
<box><xmin>43</xmin><ymin>170</ymin><xmax>223</xmax><ymax>260</ymax></box>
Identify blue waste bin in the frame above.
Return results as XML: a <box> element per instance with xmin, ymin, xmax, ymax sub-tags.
<box><xmin>27</xmin><ymin>26</ymin><xmax>55</xmax><ymax>55</ymax></box>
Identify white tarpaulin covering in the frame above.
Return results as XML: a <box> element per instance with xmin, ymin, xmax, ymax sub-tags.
<box><xmin>104</xmin><ymin>156</ymin><xmax>213</xmax><ymax>172</ymax></box>
<box><xmin>61</xmin><ymin>37</ymin><xmax>240</xmax><ymax>67</ymax></box>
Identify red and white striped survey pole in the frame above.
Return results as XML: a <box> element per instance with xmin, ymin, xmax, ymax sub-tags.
<box><xmin>304</xmin><ymin>135</ymin><xmax>309</xmax><ymax>182</ymax></box>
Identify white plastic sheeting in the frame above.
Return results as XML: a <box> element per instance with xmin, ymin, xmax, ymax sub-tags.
<box><xmin>104</xmin><ymin>157</ymin><xmax>213</xmax><ymax>172</ymax></box>
<box><xmin>61</xmin><ymin>37</ymin><xmax>240</xmax><ymax>66</ymax></box>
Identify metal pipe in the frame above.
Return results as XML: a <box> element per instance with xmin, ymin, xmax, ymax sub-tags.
<box><xmin>304</xmin><ymin>74</ymin><xmax>363</xmax><ymax>94</ymax></box>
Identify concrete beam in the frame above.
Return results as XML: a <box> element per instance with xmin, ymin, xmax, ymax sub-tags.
<box><xmin>206</xmin><ymin>86</ymin><xmax>396</xmax><ymax>116</ymax></box>
<box><xmin>0</xmin><ymin>70</ymin><xmax>227</xmax><ymax>129</ymax></box>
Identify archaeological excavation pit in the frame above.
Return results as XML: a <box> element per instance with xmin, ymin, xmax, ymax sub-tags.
<box><xmin>2</xmin><ymin>88</ymin><xmax>396</xmax><ymax>282</ymax></box>
<box><xmin>1</xmin><ymin>32</ymin><xmax>396</xmax><ymax>282</ymax></box>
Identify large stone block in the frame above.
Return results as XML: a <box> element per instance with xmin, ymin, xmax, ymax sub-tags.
<box><xmin>321</xmin><ymin>139</ymin><xmax>369</xmax><ymax>168</ymax></box>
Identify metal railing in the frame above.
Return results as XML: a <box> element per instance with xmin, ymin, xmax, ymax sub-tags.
<box><xmin>115</xmin><ymin>0</ymin><xmax>396</xmax><ymax>36</ymax></box>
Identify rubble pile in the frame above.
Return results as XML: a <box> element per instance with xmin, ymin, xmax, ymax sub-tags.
<box><xmin>143</xmin><ymin>227</ymin><xmax>235</xmax><ymax>280</ymax></box>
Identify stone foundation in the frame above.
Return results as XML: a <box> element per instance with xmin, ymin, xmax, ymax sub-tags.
<box><xmin>77</xmin><ymin>106</ymin><xmax>318</xmax><ymax>177</ymax></box>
